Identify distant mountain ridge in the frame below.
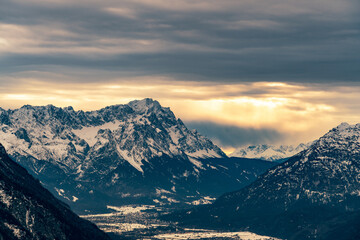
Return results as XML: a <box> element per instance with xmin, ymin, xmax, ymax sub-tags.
<box><xmin>230</xmin><ymin>143</ymin><xmax>312</xmax><ymax>161</ymax></box>
<box><xmin>0</xmin><ymin>99</ymin><xmax>275</xmax><ymax>212</ymax></box>
<box><xmin>173</xmin><ymin>122</ymin><xmax>360</xmax><ymax>240</ymax></box>
<box><xmin>0</xmin><ymin>143</ymin><xmax>110</xmax><ymax>240</ymax></box>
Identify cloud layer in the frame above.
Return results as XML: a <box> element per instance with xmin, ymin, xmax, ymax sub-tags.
<box><xmin>0</xmin><ymin>80</ymin><xmax>359</xmax><ymax>148</ymax></box>
<box><xmin>0</xmin><ymin>0</ymin><xmax>359</xmax><ymax>83</ymax></box>
<box><xmin>1</xmin><ymin>0</ymin><xmax>360</xmax><ymax>149</ymax></box>
<box><xmin>186</xmin><ymin>121</ymin><xmax>284</xmax><ymax>149</ymax></box>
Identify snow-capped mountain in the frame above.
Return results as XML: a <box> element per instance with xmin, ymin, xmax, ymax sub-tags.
<box><xmin>230</xmin><ymin>143</ymin><xmax>312</xmax><ymax>161</ymax></box>
<box><xmin>0</xmin><ymin>143</ymin><xmax>109</xmax><ymax>240</ymax></box>
<box><xmin>0</xmin><ymin>99</ymin><xmax>275</xmax><ymax>212</ymax></box>
<box><xmin>173</xmin><ymin>123</ymin><xmax>360</xmax><ymax>240</ymax></box>
<box><xmin>1</xmin><ymin>98</ymin><xmax>224</xmax><ymax>173</ymax></box>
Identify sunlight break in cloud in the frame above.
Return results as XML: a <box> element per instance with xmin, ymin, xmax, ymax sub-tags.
<box><xmin>0</xmin><ymin>79</ymin><xmax>356</xmax><ymax>146</ymax></box>
<box><xmin>0</xmin><ymin>0</ymin><xmax>359</xmax><ymax>148</ymax></box>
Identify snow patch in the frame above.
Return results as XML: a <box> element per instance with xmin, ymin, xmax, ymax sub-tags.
<box><xmin>73</xmin><ymin>121</ymin><xmax>120</xmax><ymax>147</ymax></box>
<box><xmin>116</xmin><ymin>145</ymin><xmax>144</xmax><ymax>173</ymax></box>
<box><xmin>168</xmin><ymin>127</ymin><xmax>181</xmax><ymax>145</ymax></box>
<box><xmin>190</xmin><ymin>196</ymin><xmax>216</xmax><ymax>205</ymax></box>
<box><xmin>54</xmin><ymin>187</ymin><xmax>71</xmax><ymax>201</ymax></box>
<box><xmin>160</xmin><ymin>196</ymin><xmax>180</xmax><ymax>203</ymax></box>
<box><xmin>156</xmin><ymin>188</ymin><xmax>172</xmax><ymax>195</ymax></box>
<box><xmin>188</xmin><ymin>157</ymin><xmax>204</xmax><ymax>169</ymax></box>
<box><xmin>0</xmin><ymin>188</ymin><xmax>12</xmax><ymax>208</ymax></box>
<box><xmin>4</xmin><ymin>223</ymin><xmax>25</xmax><ymax>238</ymax></box>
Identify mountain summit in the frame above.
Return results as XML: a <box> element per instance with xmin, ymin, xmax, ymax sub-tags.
<box><xmin>0</xmin><ymin>99</ymin><xmax>274</xmax><ymax>212</ymax></box>
<box><xmin>1</xmin><ymin>98</ymin><xmax>225</xmax><ymax>173</ymax></box>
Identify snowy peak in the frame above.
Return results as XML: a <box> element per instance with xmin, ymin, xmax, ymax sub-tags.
<box><xmin>128</xmin><ymin>98</ymin><xmax>176</xmax><ymax>122</ymax></box>
<box><xmin>325</xmin><ymin>122</ymin><xmax>360</xmax><ymax>139</ymax></box>
<box><xmin>0</xmin><ymin>99</ymin><xmax>225</xmax><ymax>174</ymax></box>
<box><xmin>310</xmin><ymin>122</ymin><xmax>360</xmax><ymax>153</ymax></box>
<box><xmin>230</xmin><ymin>143</ymin><xmax>311</xmax><ymax>161</ymax></box>
<box><xmin>128</xmin><ymin>98</ymin><xmax>162</xmax><ymax>113</ymax></box>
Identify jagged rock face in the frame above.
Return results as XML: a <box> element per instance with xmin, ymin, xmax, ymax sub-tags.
<box><xmin>226</xmin><ymin>123</ymin><xmax>360</xmax><ymax>211</ymax></box>
<box><xmin>229</xmin><ymin>143</ymin><xmax>312</xmax><ymax>162</ymax></box>
<box><xmin>0</xmin><ymin>144</ymin><xmax>110</xmax><ymax>240</ymax></box>
<box><xmin>1</xmin><ymin>99</ymin><xmax>224</xmax><ymax>174</ymax></box>
<box><xmin>0</xmin><ymin>99</ymin><xmax>274</xmax><ymax>212</ymax></box>
<box><xmin>175</xmin><ymin>123</ymin><xmax>360</xmax><ymax>240</ymax></box>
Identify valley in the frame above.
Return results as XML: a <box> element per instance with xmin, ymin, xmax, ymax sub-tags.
<box><xmin>81</xmin><ymin>204</ymin><xmax>281</xmax><ymax>240</ymax></box>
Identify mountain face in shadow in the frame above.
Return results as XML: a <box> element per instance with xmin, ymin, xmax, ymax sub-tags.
<box><xmin>0</xmin><ymin>143</ymin><xmax>110</xmax><ymax>240</ymax></box>
<box><xmin>171</xmin><ymin>123</ymin><xmax>360</xmax><ymax>240</ymax></box>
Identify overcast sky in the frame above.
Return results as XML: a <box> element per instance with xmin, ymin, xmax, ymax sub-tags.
<box><xmin>1</xmin><ymin>0</ymin><xmax>359</xmax><ymax>152</ymax></box>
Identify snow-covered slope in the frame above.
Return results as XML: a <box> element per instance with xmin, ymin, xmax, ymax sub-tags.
<box><xmin>174</xmin><ymin>123</ymin><xmax>360</xmax><ymax>240</ymax></box>
<box><xmin>230</xmin><ymin>143</ymin><xmax>312</xmax><ymax>161</ymax></box>
<box><xmin>0</xmin><ymin>99</ymin><xmax>274</xmax><ymax>212</ymax></box>
<box><xmin>0</xmin><ymin>144</ymin><xmax>110</xmax><ymax>240</ymax></box>
<box><xmin>0</xmin><ymin>99</ymin><xmax>224</xmax><ymax>174</ymax></box>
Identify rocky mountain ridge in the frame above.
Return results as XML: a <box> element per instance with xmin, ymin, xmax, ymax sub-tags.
<box><xmin>0</xmin><ymin>98</ymin><xmax>225</xmax><ymax>174</ymax></box>
<box><xmin>229</xmin><ymin>143</ymin><xmax>312</xmax><ymax>161</ymax></box>
<box><xmin>173</xmin><ymin>122</ymin><xmax>360</xmax><ymax>240</ymax></box>
<box><xmin>0</xmin><ymin>99</ymin><xmax>274</xmax><ymax>212</ymax></box>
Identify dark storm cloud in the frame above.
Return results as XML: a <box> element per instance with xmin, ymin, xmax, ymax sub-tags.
<box><xmin>2</xmin><ymin>51</ymin><xmax>359</xmax><ymax>83</ymax></box>
<box><xmin>186</xmin><ymin>121</ymin><xmax>284</xmax><ymax>148</ymax></box>
<box><xmin>0</xmin><ymin>0</ymin><xmax>359</xmax><ymax>84</ymax></box>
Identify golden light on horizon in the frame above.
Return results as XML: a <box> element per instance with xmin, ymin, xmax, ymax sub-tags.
<box><xmin>0</xmin><ymin>79</ymin><xmax>357</xmax><ymax>147</ymax></box>
<box><xmin>222</xmin><ymin>147</ymin><xmax>236</xmax><ymax>155</ymax></box>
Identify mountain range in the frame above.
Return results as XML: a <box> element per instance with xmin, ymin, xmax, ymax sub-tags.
<box><xmin>2</xmin><ymin>97</ymin><xmax>360</xmax><ymax>239</ymax></box>
<box><xmin>0</xmin><ymin>99</ymin><xmax>275</xmax><ymax>212</ymax></box>
<box><xmin>171</xmin><ymin>122</ymin><xmax>360</xmax><ymax>240</ymax></box>
<box><xmin>230</xmin><ymin>143</ymin><xmax>312</xmax><ymax>162</ymax></box>
<box><xmin>0</xmin><ymin>143</ymin><xmax>109</xmax><ymax>240</ymax></box>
